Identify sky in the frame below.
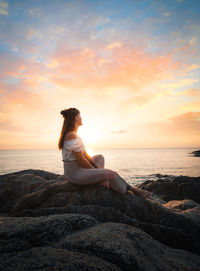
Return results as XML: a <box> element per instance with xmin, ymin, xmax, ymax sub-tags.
<box><xmin>0</xmin><ymin>0</ymin><xmax>200</xmax><ymax>150</ymax></box>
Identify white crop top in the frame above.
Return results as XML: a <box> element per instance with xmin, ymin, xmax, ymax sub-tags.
<box><xmin>62</xmin><ymin>136</ymin><xmax>86</xmax><ymax>162</ymax></box>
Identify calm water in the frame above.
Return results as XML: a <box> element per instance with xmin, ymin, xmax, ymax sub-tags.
<box><xmin>0</xmin><ymin>148</ymin><xmax>199</xmax><ymax>185</ymax></box>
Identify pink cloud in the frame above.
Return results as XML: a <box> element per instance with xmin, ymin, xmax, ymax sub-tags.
<box><xmin>47</xmin><ymin>41</ymin><xmax>178</xmax><ymax>89</ymax></box>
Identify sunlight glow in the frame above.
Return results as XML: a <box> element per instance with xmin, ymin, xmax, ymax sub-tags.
<box><xmin>78</xmin><ymin>126</ymin><xmax>100</xmax><ymax>145</ymax></box>
<box><xmin>86</xmin><ymin>148</ymin><xmax>95</xmax><ymax>157</ymax></box>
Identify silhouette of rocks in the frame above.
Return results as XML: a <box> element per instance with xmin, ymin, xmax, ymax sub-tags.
<box><xmin>190</xmin><ymin>150</ymin><xmax>200</xmax><ymax>157</ymax></box>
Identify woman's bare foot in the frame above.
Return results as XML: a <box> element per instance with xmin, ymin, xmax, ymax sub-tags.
<box><xmin>141</xmin><ymin>190</ymin><xmax>152</xmax><ymax>198</ymax></box>
<box><xmin>129</xmin><ymin>185</ymin><xmax>152</xmax><ymax>198</ymax></box>
<box><xmin>127</xmin><ymin>190</ymin><xmax>136</xmax><ymax>197</ymax></box>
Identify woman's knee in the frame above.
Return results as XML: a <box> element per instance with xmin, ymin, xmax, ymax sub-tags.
<box><xmin>94</xmin><ymin>154</ymin><xmax>105</xmax><ymax>168</ymax></box>
<box><xmin>99</xmin><ymin>154</ymin><xmax>105</xmax><ymax>166</ymax></box>
<box><xmin>104</xmin><ymin>169</ymin><xmax>118</xmax><ymax>181</ymax></box>
<box><xmin>96</xmin><ymin>154</ymin><xmax>104</xmax><ymax>161</ymax></box>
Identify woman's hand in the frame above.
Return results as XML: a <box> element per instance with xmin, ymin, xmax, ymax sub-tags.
<box><xmin>83</xmin><ymin>151</ymin><xmax>99</xmax><ymax>168</ymax></box>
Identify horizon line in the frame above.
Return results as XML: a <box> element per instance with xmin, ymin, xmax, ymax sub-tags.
<box><xmin>0</xmin><ymin>147</ymin><xmax>199</xmax><ymax>151</ymax></box>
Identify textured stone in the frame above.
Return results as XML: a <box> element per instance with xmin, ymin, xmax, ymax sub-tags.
<box><xmin>1</xmin><ymin>169</ymin><xmax>200</xmax><ymax>270</ymax></box>
<box><xmin>137</xmin><ymin>175</ymin><xmax>200</xmax><ymax>203</ymax></box>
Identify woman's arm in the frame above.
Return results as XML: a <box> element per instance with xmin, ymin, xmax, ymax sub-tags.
<box><xmin>78</xmin><ymin>157</ymin><xmax>95</xmax><ymax>169</ymax></box>
<box><xmin>73</xmin><ymin>151</ymin><xmax>95</xmax><ymax>169</ymax></box>
<box><xmin>83</xmin><ymin>151</ymin><xmax>99</xmax><ymax>168</ymax></box>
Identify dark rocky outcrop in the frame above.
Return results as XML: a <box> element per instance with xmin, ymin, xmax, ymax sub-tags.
<box><xmin>137</xmin><ymin>175</ymin><xmax>200</xmax><ymax>203</ymax></box>
<box><xmin>0</xmin><ymin>169</ymin><xmax>200</xmax><ymax>270</ymax></box>
<box><xmin>190</xmin><ymin>150</ymin><xmax>200</xmax><ymax>157</ymax></box>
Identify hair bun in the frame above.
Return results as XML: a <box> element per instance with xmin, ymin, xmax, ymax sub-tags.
<box><xmin>60</xmin><ymin>109</ymin><xmax>69</xmax><ymax>117</ymax></box>
<box><xmin>60</xmin><ymin>110</ymin><xmax>67</xmax><ymax>117</ymax></box>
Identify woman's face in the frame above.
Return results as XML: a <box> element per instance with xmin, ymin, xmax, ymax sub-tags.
<box><xmin>76</xmin><ymin>113</ymin><xmax>82</xmax><ymax>126</ymax></box>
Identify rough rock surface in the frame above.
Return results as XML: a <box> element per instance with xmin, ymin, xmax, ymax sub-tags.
<box><xmin>0</xmin><ymin>169</ymin><xmax>200</xmax><ymax>271</ymax></box>
<box><xmin>137</xmin><ymin>175</ymin><xmax>200</xmax><ymax>203</ymax></box>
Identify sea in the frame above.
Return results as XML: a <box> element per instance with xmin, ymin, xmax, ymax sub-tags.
<box><xmin>0</xmin><ymin>148</ymin><xmax>199</xmax><ymax>185</ymax></box>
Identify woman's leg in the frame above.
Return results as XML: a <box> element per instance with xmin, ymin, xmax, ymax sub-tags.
<box><xmin>68</xmin><ymin>154</ymin><xmax>124</xmax><ymax>193</ymax></box>
<box><xmin>91</xmin><ymin>154</ymin><xmax>105</xmax><ymax>168</ymax></box>
<box><xmin>91</xmin><ymin>154</ymin><xmax>152</xmax><ymax>198</ymax></box>
<box><xmin>70</xmin><ymin>154</ymin><xmax>151</xmax><ymax>197</ymax></box>
<box><xmin>90</xmin><ymin>154</ymin><xmax>110</xmax><ymax>188</ymax></box>
<box><xmin>127</xmin><ymin>184</ymin><xmax>152</xmax><ymax>198</ymax></box>
<box><xmin>70</xmin><ymin>167</ymin><xmax>117</xmax><ymax>186</ymax></box>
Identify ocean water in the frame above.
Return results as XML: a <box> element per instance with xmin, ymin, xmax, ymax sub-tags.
<box><xmin>0</xmin><ymin>148</ymin><xmax>199</xmax><ymax>185</ymax></box>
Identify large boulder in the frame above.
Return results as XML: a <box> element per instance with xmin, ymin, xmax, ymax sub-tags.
<box><xmin>0</xmin><ymin>173</ymin><xmax>46</xmax><ymax>213</ymax></box>
<box><xmin>0</xmin><ymin>214</ymin><xmax>200</xmax><ymax>271</ymax></box>
<box><xmin>0</xmin><ymin>170</ymin><xmax>62</xmax><ymax>213</ymax></box>
<box><xmin>0</xmin><ymin>169</ymin><xmax>200</xmax><ymax>270</ymax></box>
<box><xmin>0</xmin><ymin>169</ymin><xmax>60</xmax><ymax>180</ymax></box>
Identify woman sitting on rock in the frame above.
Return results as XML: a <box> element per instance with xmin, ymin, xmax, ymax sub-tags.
<box><xmin>58</xmin><ymin>107</ymin><xmax>152</xmax><ymax>198</ymax></box>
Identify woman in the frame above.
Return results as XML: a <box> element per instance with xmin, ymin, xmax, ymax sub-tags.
<box><xmin>58</xmin><ymin>107</ymin><xmax>152</xmax><ymax>198</ymax></box>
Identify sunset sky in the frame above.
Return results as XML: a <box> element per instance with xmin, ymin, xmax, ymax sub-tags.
<box><xmin>0</xmin><ymin>0</ymin><xmax>200</xmax><ymax>150</ymax></box>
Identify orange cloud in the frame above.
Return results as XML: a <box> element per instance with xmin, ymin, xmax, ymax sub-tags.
<box><xmin>182</xmin><ymin>88</ymin><xmax>200</xmax><ymax>96</ymax></box>
<box><xmin>137</xmin><ymin>111</ymin><xmax>200</xmax><ymax>137</ymax></box>
<box><xmin>1</xmin><ymin>88</ymin><xmax>45</xmax><ymax>111</ymax></box>
<box><xmin>47</xmin><ymin>41</ymin><xmax>177</xmax><ymax>90</ymax></box>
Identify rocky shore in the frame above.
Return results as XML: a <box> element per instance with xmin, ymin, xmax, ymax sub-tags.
<box><xmin>190</xmin><ymin>150</ymin><xmax>200</xmax><ymax>157</ymax></box>
<box><xmin>0</xmin><ymin>169</ymin><xmax>200</xmax><ymax>270</ymax></box>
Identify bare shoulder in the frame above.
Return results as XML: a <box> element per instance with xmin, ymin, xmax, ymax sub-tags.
<box><xmin>64</xmin><ymin>131</ymin><xmax>77</xmax><ymax>141</ymax></box>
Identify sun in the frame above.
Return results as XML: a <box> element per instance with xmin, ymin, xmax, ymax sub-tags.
<box><xmin>86</xmin><ymin>148</ymin><xmax>95</xmax><ymax>156</ymax></box>
<box><xmin>77</xmin><ymin>126</ymin><xmax>99</xmax><ymax>146</ymax></box>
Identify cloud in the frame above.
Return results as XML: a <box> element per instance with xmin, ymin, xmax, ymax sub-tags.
<box><xmin>185</xmin><ymin>64</ymin><xmax>200</xmax><ymax>72</ymax></box>
<box><xmin>48</xmin><ymin>41</ymin><xmax>176</xmax><ymax>90</ymax></box>
<box><xmin>158</xmin><ymin>79</ymin><xmax>199</xmax><ymax>89</ymax></box>
<box><xmin>110</xmin><ymin>129</ymin><xmax>127</xmax><ymax>134</ymax></box>
<box><xmin>180</xmin><ymin>99</ymin><xmax>200</xmax><ymax>112</ymax></box>
<box><xmin>0</xmin><ymin>53</ymin><xmax>26</xmax><ymax>78</ymax></box>
<box><xmin>84</xmin><ymin>13</ymin><xmax>110</xmax><ymax>26</ymax></box>
<box><xmin>168</xmin><ymin>112</ymin><xmax>200</xmax><ymax>134</ymax></box>
<box><xmin>177</xmin><ymin>88</ymin><xmax>200</xmax><ymax>97</ymax></box>
<box><xmin>163</xmin><ymin>12</ymin><xmax>171</xmax><ymax>17</ymax></box>
<box><xmin>0</xmin><ymin>52</ymin><xmax>47</xmax><ymax>89</ymax></box>
<box><xmin>26</xmin><ymin>29</ymin><xmax>42</xmax><ymax>40</ymax></box>
<box><xmin>0</xmin><ymin>1</ymin><xmax>8</xmax><ymax>15</ymax></box>
<box><xmin>189</xmin><ymin>37</ymin><xmax>197</xmax><ymax>45</ymax></box>
<box><xmin>29</xmin><ymin>7</ymin><xmax>43</xmax><ymax>16</ymax></box>
<box><xmin>107</xmin><ymin>42</ymin><xmax>122</xmax><ymax>49</ymax></box>
<box><xmin>0</xmin><ymin>87</ymin><xmax>47</xmax><ymax>120</ymax></box>
<box><xmin>137</xmin><ymin>111</ymin><xmax>200</xmax><ymax>137</ymax></box>
<box><xmin>0</xmin><ymin>118</ymin><xmax>26</xmax><ymax>131</ymax></box>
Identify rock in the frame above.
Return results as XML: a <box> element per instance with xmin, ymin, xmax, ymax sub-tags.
<box><xmin>164</xmin><ymin>199</ymin><xmax>199</xmax><ymax>210</ymax></box>
<box><xmin>137</xmin><ymin>175</ymin><xmax>200</xmax><ymax>203</ymax></box>
<box><xmin>0</xmin><ymin>169</ymin><xmax>200</xmax><ymax>270</ymax></box>
<box><xmin>1</xmin><ymin>215</ymin><xmax>200</xmax><ymax>271</ymax></box>
<box><xmin>3</xmin><ymin>174</ymin><xmax>200</xmax><ymax>255</ymax></box>
<box><xmin>0</xmin><ymin>173</ymin><xmax>47</xmax><ymax>213</ymax></box>
<box><xmin>190</xmin><ymin>150</ymin><xmax>200</xmax><ymax>157</ymax></box>
<box><xmin>0</xmin><ymin>169</ymin><xmax>61</xmax><ymax>180</ymax></box>
<box><xmin>155</xmin><ymin>173</ymin><xmax>173</xmax><ymax>178</ymax></box>
<box><xmin>0</xmin><ymin>247</ymin><xmax>121</xmax><ymax>271</ymax></box>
